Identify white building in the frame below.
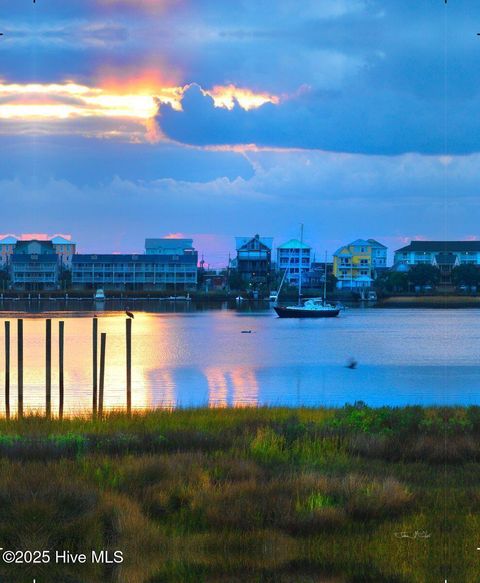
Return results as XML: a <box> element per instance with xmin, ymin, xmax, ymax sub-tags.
<box><xmin>276</xmin><ymin>239</ymin><xmax>313</xmax><ymax>286</ymax></box>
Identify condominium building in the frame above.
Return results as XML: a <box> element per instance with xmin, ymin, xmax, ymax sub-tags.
<box><xmin>72</xmin><ymin>251</ymin><xmax>198</xmax><ymax>291</ymax></box>
<box><xmin>394</xmin><ymin>240</ymin><xmax>480</xmax><ymax>287</ymax></box>
<box><xmin>51</xmin><ymin>236</ymin><xmax>76</xmax><ymax>267</ymax></box>
<box><xmin>0</xmin><ymin>234</ymin><xmax>76</xmax><ymax>267</ymax></box>
<box><xmin>0</xmin><ymin>236</ymin><xmax>17</xmax><ymax>266</ymax></box>
<box><xmin>10</xmin><ymin>240</ymin><xmax>60</xmax><ymax>290</ymax></box>
<box><xmin>145</xmin><ymin>238</ymin><xmax>196</xmax><ymax>256</ymax></box>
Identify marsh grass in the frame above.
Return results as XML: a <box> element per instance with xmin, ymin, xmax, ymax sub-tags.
<box><xmin>0</xmin><ymin>405</ymin><xmax>477</xmax><ymax>582</ymax></box>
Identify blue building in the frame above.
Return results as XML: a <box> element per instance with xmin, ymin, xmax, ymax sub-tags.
<box><xmin>10</xmin><ymin>240</ymin><xmax>60</xmax><ymax>290</ymax></box>
<box><xmin>276</xmin><ymin>238</ymin><xmax>313</xmax><ymax>286</ymax></box>
<box><xmin>72</xmin><ymin>250</ymin><xmax>198</xmax><ymax>291</ymax></box>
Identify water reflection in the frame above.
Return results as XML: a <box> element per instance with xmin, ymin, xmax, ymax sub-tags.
<box><xmin>0</xmin><ymin>307</ymin><xmax>477</xmax><ymax>415</ymax></box>
<box><xmin>205</xmin><ymin>366</ymin><xmax>260</xmax><ymax>408</ymax></box>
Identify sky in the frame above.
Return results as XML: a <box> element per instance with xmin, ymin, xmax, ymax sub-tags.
<box><xmin>0</xmin><ymin>0</ymin><xmax>479</xmax><ymax>265</ymax></box>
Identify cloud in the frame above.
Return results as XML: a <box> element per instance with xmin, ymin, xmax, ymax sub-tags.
<box><xmin>1</xmin><ymin>150</ymin><xmax>479</xmax><ymax>263</ymax></box>
<box><xmin>0</xmin><ymin>81</ymin><xmax>280</xmax><ymax>142</ymax></box>
<box><xmin>158</xmin><ymin>77</ymin><xmax>480</xmax><ymax>155</ymax></box>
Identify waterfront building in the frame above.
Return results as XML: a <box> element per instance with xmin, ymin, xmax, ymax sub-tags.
<box><xmin>72</xmin><ymin>252</ymin><xmax>198</xmax><ymax>291</ymax></box>
<box><xmin>235</xmin><ymin>235</ymin><xmax>273</xmax><ymax>283</ymax></box>
<box><xmin>276</xmin><ymin>239</ymin><xmax>313</xmax><ymax>286</ymax></box>
<box><xmin>303</xmin><ymin>262</ymin><xmax>334</xmax><ymax>289</ymax></box>
<box><xmin>10</xmin><ymin>240</ymin><xmax>60</xmax><ymax>290</ymax></box>
<box><xmin>393</xmin><ymin>240</ymin><xmax>480</xmax><ymax>287</ymax></box>
<box><xmin>145</xmin><ymin>238</ymin><xmax>195</xmax><ymax>256</ymax></box>
<box><xmin>333</xmin><ymin>239</ymin><xmax>388</xmax><ymax>289</ymax></box>
<box><xmin>369</xmin><ymin>239</ymin><xmax>388</xmax><ymax>273</ymax></box>
<box><xmin>51</xmin><ymin>235</ymin><xmax>76</xmax><ymax>267</ymax></box>
<box><xmin>0</xmin><ymin>234</ymin><xmax>76</xmax><ymax>267</ymax></box>
<box><xmin>0</xmin><ymin>235</ymin><xmax>18</xmax><ymax>266</ymax></box>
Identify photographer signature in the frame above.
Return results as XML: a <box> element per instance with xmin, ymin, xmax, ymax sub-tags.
<box><xmin>394</xmin><ymin>530</ymin><xmax>431</xmax><ymax>540</ymax></box>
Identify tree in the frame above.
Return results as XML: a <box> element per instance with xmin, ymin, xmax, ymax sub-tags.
<box><xmin>375</xmin><ymin>271</ymin><xmax>409</xmax><ymax>294</ymax></box>
<box><xmin>407</xmin><ymin>264</ymin><xmax>440</xmax><ymax>287</ymax></box>
<box><xmin>451</xmin><ymin>264</ymin><xmax>480</xmax><ymax>287</ymax></box>
<box><xmin>227</xmin><ymin>270</ymin><xmax>244</xmax><ymax>291</ymax></box>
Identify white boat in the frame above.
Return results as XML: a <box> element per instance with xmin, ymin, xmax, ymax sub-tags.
<box><xmin>268</xmin><ymin>291</ymin><xmax>279</xmax><ymax>302</ymax></box>
<box><xmin>94</xmin><ymin>289</ymin><xmax>105</xmax><ymax>300</ymax></box>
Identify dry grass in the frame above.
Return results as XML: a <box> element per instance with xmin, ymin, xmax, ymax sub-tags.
<box><xmin>0</xmin><ymin>407</ymin><xmax>477</xmax><ymax>582</ymax></box>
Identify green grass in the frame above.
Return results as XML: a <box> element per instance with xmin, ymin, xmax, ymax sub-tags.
<box><xmin>0</xmin><ymin>405</ymin><xmax>478</xmax><ymax>582</ymax></box>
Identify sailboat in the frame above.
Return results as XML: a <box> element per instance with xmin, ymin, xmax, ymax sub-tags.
<box><xmin>274</xmin><ymin>244</ymin><xmax>340</xmax><ymax>319</ymax></box>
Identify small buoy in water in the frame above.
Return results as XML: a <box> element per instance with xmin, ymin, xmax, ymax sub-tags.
<box><xmin>346</xmin><ymin>357</ymin><xmax>358</xmax><ymax>369</ymax></box>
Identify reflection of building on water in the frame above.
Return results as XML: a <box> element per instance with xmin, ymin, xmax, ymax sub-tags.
<box><xmin>206</xmin><ymin>367</ymin><xmax>229</xmax><ymax>408</ymax></box>
<box><xmin>206</xmin><ymin>366</ymin><xmax>259</xmax><ymax>408</ymax></box>
<box><xmin>146</xmin><ymin>369</ymin><xmax>176</xmax><ymax>409</ymax></box>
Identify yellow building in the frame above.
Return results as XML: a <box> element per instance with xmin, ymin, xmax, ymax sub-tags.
<box><xmin>333</xmin><ymin>239</ymin><xmax>387</xmax><ymax>289</ymax></box>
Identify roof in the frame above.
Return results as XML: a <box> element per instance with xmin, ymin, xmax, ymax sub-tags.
<box><xmin>0</xmin><ymin>236</ymin><xmax>18</xmax><ymax>245</ymax></box>
<box><xmin>367</xmin><ymin>239</ymin><xmax>387</xmax><ymax>249</ymax></box>
<box><xmin>395</xmin><ymin>241</ymin><xmax>480</xmax><ymax>254</ymax></box>
<box><xmin>145</xmin><ymin>238</ymin><xmax>193</xmax><ymax>249</ymax></box>
<box><xmin>349</xmin><ymin>239</ymin><xmax>372</xmax><ymax>247</ymax></box>
<box><xmin>73</xmin><ymin>254</ymin><xmax>197</xmax><ymax>264</ymax></box>
<box><xmin>51</xmin><ymin>236</ymin><xmax>74</xmax><ymax>245</ymax></box>
<box><xmin>277</xmin><ymin>238</ymin><xmax>311</xmax><ymax>250</ymax></box>
<box><xmin>236</xmin><ymin>236</ymin><xmax>273</xmax><ymax>251</ymax></box>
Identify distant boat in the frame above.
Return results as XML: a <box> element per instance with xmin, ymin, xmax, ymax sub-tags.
<box><xmin>268</xmin><ymin>291</ymin><xmax>279</xmax><ymax>302</ymax></box>
<box><xmin>167</xmin><ymin>294</ymin><xmax>191</xmax><ymax>301</ymax></box>
<box><xmin>94</xmin><ymin>289</ymin><xmax>105</xmax><ymax>300</ymax></box>
<box><xmin>274</xmin><ymin>298</ymin><xmax>340</xmax><ymax>318</ymax></box>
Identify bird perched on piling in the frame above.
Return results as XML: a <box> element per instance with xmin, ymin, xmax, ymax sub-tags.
<box><xmin>126</xmin><ymin>309</ymin><xmax>134</xmax><ymax>319</ymax></box>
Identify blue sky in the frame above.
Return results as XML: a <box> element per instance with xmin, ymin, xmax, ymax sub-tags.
<box><xmin>0</xmin><ymin>0</ymin><xmax>479</xmax><ymax>264</ymax></box>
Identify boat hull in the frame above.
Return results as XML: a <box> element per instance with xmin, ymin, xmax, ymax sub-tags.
<box><xmin>274</xmin><ymin>306</ymin><xmax>340</xmax><ymax>318</ymax></box>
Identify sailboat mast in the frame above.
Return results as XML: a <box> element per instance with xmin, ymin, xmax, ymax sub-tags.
<box><xmin>298</xmin><ymin>224</ymin><xmax>304</xmax><ymax>305</ymax></box>
<box><xmin>323</xmin><ymin>250</ymin><xmax>327</xmax><ymax>303</ymax></box>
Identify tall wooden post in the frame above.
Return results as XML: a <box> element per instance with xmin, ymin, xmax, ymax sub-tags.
<box><xmin>98</xmin><ymin>332</ymin><xmax>106</xmax><ymax>418</ymax></box>
<box><xmin>92</xmin><ymin>317</ymin><xmax>98</xmax><ymax>418</ymax></box>
<box><xmin>4</xmin><ymin>321</ymin><xmax>10</xmax><ymax>419</ymax></box>
<box><xmin>45</xmin><ymin>319</ymin><xmax>52</xmax><ymax>418</ymax></box>
<box><xmin>59</xmin><ymin>321</ymin><xmax>65</xmax><ymax>419</ymax></box>
<box><xmin>126</xmin><ymin>318</ymin><xmax>132</xmax><ymax>416</ymax></box>
<box><xmin>17</xmin><ymin>319</ymin><xmax>23</xmax><ymax>419</ymax></box>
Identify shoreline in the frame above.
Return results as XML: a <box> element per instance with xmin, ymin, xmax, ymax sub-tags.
<box><xmin>377</xmin><ymin>295</ymin><xmax>480</xmax><ymax>308</ymax></box>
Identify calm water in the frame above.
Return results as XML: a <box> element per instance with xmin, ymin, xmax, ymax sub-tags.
<box><xmin>0</xmin><ymin>304</ymin><xmax>479</xmax><ymax>413</ymax></box>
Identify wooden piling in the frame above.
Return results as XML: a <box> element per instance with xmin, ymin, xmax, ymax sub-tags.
<box><xmin>4</xmin><ymin>321</ymin><xmax>10</xmax><ymax>419</ymax></box>
<box><xmin>59</xmin><ymin>321</ymin><xmax>64</xmax><ymax>419</ymax></box>
<box><xmin>45</xmin><ymin>318</ymin><xmax>52</xmax><ymax>418</ymax></box>
<box><xmin>98</xmin><ymin>332</ymin><xmax>106</xmax><ymax>418</ymax></box>
<box><xmin>17</xmin><ymin>319</ymin><xmax>23</xmax><ymax>418</ymax></box>
<box><xmin>92</xmin><ymin>317</ymin><xmax>98</xmax><ymax>418</ymax></box>
<box><xmin>126</xmin><ymin>318</ymin><xmax>132</xmax><ymax>416</ymax></box>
